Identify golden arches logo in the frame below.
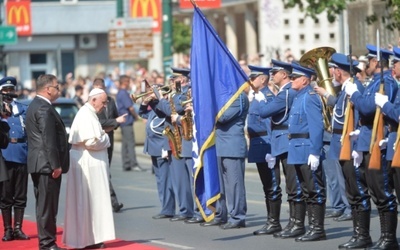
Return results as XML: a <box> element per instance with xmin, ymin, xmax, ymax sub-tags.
<box><xmin>131</xmin><ymin>0</ymin><xmax>158</xmax><ymax>19</ymax></box>
<box><xmin>8</xmin><ymin>6</ymin><xmax>29</xmax><ymax>24</ymax></box>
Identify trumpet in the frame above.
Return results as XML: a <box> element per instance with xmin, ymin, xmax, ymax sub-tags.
<box><xmin>131</xmin><ymin>85</ymin><xmax>172</xmax><ymax>103</ymax></box>
<box><xmin>180</xmin><ymin>98</ymin><xmax>192</xmax><ymax>106</ymax></box>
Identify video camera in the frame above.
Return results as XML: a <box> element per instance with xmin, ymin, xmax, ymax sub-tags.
<box><xmin>0</xmin><ymin>92</ymin><xmax>17</xmax><ymax>116</ymax></box>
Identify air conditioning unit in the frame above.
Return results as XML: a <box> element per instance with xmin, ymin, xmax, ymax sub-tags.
<box><xmin>79</xmin><ymin>35</ymin><xmax>97</xmax><ymax>50</ymax></box>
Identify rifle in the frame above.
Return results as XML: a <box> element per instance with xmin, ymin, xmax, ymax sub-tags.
<box><xmin>339</xmin><ymin>46</ymin><xmax>355</xmax><ymax>161</ymax></box>
<box><xmin>392</xmin><ymin>123</ymin><xmax>400</xmax><ymax>167</ymax></box>
<box><xmin>369</xmin><ymin>30</ymin><xmax>385</xmax><ymax>170</ymax></box>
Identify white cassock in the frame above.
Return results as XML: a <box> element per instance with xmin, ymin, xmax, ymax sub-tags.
<box><xmin>62</xmin><ymin>103</ymin><xmax>115</xmax><ymax>248</ymax></box>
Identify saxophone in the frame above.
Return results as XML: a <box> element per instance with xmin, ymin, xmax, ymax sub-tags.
<box><xmin>180</xmin><ymin>89</ymin><xmax>193</xmax><ymax>141</ymax></box>
<box><xmin>162</xmin><ymin>93</ymin><xmax>182</xmax><ymax>159</ymax></box>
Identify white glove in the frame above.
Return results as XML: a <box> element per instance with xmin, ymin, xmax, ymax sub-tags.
<box><xmin>307</xmin><ymin>154</ymin><xmax>320</xmax><ymax>171</ymax></box>
<box><xmin>379</xmin><ymin>138</ymin><xmax>389</xmax><ymax>150</ymax></box>
<box><xmin>161</xmin><ymin>148</ymin><xmax>168</xmax><ymax>159</ymax></box>
<box><xmin>375</xmin><ymin>93</ymin><xmax>389</xmax><ymax>108</ymax></box>
<box><xmin>254</xmin><ymin>92</ymin><xmax>266</xmax><ymax>102</ymax></box>
<box><xmin>351</xmin><ymin>150</ymin><xmax>363</xmax><ymax>168</ymax></box>
<box><xmin>248</xmin><ymin>89</ymin><xmax>255</xmax><ymax>102</ymax></box>
<box><xmin>345</xmin><ymin>83</ymin><xmax>358</xmax><ymax>97</ymax></box>
<box><xmin>349</xmin><ymin>129</ymin><xmax>360</xmax><ymax>141</ymax></box>
<box><xmin>265</xmin><ymin>153</ymin><xmax>276</xmax><ymax>169</ymax></box>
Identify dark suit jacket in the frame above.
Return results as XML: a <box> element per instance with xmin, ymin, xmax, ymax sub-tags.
<box><xmin>26</xmin><ymin>96</ymin><xmax>69</xmax><ymax>174</ymax></box>
<box><xmin>97</xmin><ymin>96</ymin><xmax>119</xmax><ymax>135</ymax></box>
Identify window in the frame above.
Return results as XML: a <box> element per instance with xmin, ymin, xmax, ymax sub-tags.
<box><xmin>315</xmin><ymin>34</ymin><xmax>320</xmax><ymax>39</ymax></box>
<box><xmin>284</xmin><ymin>19</ymin><xmax>289</xmax><ymax>25</ymax></box>
<box><xmin>300</xmin><ymin>50</ymin><xmax>305</xmax><ymax>55</ymax></box>
<box><xmin>314</xmin><ymin>18</ymin><xmax>319</xmax><ymax>24</ymax></box>
<box><xmin>284</xmin><ymin>35</ymin><xmax>290</xmax><ymax>41</ymax></box>
<box><xmin>30</xmin><ymin>53</ymin><xmax>46</xmax><ymax>64</ymax></box>
<box><xmin>299</xmin><ymin>19</ymin><xmax>304</xmax><ymax>24</ymax></box>
<box><xmin>330</xmin><ymin>33</ymin><xmax>335</xmax><ymax>39</ymax></box>
<box><xmin>300</xmin><ymin>34</ymin><xmax>305</xmax><ymax>40</ymax></box>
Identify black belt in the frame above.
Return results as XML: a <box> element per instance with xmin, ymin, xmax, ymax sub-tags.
<box><xmin>388</xmin><ymin>124</ymin><xmax>399</xmax><ymax>133</ymax></box>
<box><xmin>332</xmin><ymin>128</ymin><xmax>343</xmax><ymax>135</ymax></box>
<box><xmin>272</xmin><ymin>124</ymin><xmax>288</xmax><ymax>130</ymax></box>
<box><xmin>248</xmin><ymin>131</ymin><xmax>267</xmax><ymax>138</ymax></box>
<box><xmin>9</xmin><ymin>138</ymin><xmax>26</xmax><ymax>144</ymax></box>
<box><xmin>288</xmin><ymin>133</ymin><xmax>310</xmax><ymax>139</ymax></box>
<box><xmin>359</xmin><ymin>119</ymin><xmax>373</xmax><ymax>126</ymax></box>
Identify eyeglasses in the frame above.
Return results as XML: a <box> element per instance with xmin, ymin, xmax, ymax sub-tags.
<box><xmin>290</xmin><ymin>75</ymin><xmax>303</xmax><ymax>81</ymax></box>
<box><xmin>48</xmin><ymin>85</ymin><xmax>60</xmax><ymax>91</ymax></box>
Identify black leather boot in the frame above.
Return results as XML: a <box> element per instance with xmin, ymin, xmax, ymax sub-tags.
<box><xmin>338</xmin><ymin>209</ymin><xmax>358</xmax><ymax>249</ymax></box>
<box><xmin>13</xmin><ymin>208</ymin><xmax>29</xmax><ymax>240</ymax></box>
<box><xmin>1</xmin><ymin>208</ymin><xmax>14</xmax><ymax>241</ymax></box>
<box><xmin>280</xmin><ymin>201</ymin><xmax>306</xmax><ymax>238</ymax></box>
<box><xmin>367</xmin><ymin>210</ymin><xmax>399</xmax><ymax>250</ymax></box>
<box><xmin>296</xmin><ymin>204</ymin><xmax>326</xmax><ymax>242</ymax></box>
<box><xmin>254</xmin><ymin>200</ymin><xmax>282</xmax><ymax>235</ymax></box>
<box><xmin>274</xmin><ymin>201</ymin><xmax>295</xmax><ymax>238</ymax></box>
<box><xmin>340</xmin><ymin>210</ymin><xmax>372</xmax><ymax>249</ymax></box>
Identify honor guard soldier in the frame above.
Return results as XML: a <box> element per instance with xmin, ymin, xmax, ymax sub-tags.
<box><xmin>152</xmin><ymin>67</ymin><xmax>194</xmax><ymax>222</ymax></box>
<box><xmin>287</xmin><ymin>63</ymin><xmax>326</xmax><ymax>242</ymax></box>
<box><xmin>246</xmin><ymin>65</ymin><xmax>282</xmax><ymax>235</ymax></box>
<box><xmin>0</xmin><ymin>77</ymin><xmax>30</xmax><ymax>241</ymax></box>
<box><xmin>344</xmin><ymin>44</ymin><xmax>398</xmax><ymax>249</ymax></box>
<box><xmin>139</xmin><ymin>81</ymin><xmax>176</xmax><ymax>220</ymax></box>
<box><xmin>256</xmin><ymin>60</ymin><xmax>305</xmax><ymax>239</ymax></box>
<box><xmin>373</xmin><ymin>46</ymin><xmax>400</xmax><ymax>250</ymax></box>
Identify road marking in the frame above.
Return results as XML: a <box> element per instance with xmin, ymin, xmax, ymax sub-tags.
<box><xmin>150</xmin><ymin>240</ymin><xmax>194</xmax><ymax>249</ymax></box>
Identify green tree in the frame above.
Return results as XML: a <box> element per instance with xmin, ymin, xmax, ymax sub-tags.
<box><xmin>282</xmin><ymin>0</ymin><xmax>400</xmax><ymax>30</ymax></box>
<box><xmin>172</xmin><ymin>20</ymin><xmax>191</xmax><ymax>54</ymax></box>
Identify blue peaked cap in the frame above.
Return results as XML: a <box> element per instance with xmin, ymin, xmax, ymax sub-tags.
<box><xmin>290</xmin><ymin>63</ymin><xmax>315</xmax><ymax>79</ymax></box>
<box><xmin>331</xmin><ymin>53</ymin><xmax>359</xmax><ymax>73</ymax></box>
<box><xmin>0</xmin><ymin>76</ymin><xmax>16</xmax><ymax>90</ymax></box>
<box><xmin>392</xmin><ymin>47</ymin><xmax>400</xmax><ymax>62</ymax></box>
<box><xmin>271</xmin><ymin>59</ymin><xmax>292</xmax><ymax>74</ymax></box>
<box><xmin>366</xmin><ymin>44</ymin><xmax>393</xmax><ymax>60</ymax></box>
<box><xmin>170</xmin><ymin>67</ymin><xmax>190</xmax><ymax>78</ymax></box>
<box><xmin>248</xmin><ymin>65</ymin><xmax>271</xmax><ymax>77</ymax></box>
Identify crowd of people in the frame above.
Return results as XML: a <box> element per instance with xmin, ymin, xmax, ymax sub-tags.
<box><xmin>1</xmin><ymin>42</ymin><xmax>400</xmax><ymax>250</ymax></box>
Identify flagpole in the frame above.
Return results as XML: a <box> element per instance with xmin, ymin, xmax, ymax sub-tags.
<box><xmin>190</xmin><ymin>0</ymin><xmax>198</xmax><ymax>8</ymax></box>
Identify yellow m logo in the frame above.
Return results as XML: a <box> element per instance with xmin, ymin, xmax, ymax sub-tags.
<box><xmin>8</xmin><ymin>6</ymin><xmax>29</xmax><ymax>24</ymax></box>
<box><xmin>132</xmin><ymin>0</ymin><xmax>158</xmax><ymax>19</ymax></box>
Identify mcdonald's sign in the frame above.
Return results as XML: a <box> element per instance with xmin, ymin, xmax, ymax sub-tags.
<box><xmin>6</xmin><ymin>0</ymin><xmax>32</xmax><ymax>36</ymax></box>
<box><xmin>180</xmin><ymin>0</ymin><xmax>220</xmax><ymax>9</ymax></box>
<box><xmin>130</xmin><ymin>0</ymin><xmax>161</xmax><ymax>33</ymax></box>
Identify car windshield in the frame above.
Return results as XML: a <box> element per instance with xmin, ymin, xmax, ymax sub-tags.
<box><xmin>54</xmin><ymin>104</ymin><xmax>78</xmax><ymax>124</ymax></box>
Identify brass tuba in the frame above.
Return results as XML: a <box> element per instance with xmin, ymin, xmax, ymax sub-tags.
<box><xmin>299</xmin><ymin>47</ymin><xmax>337</xmax><ymax>132</ymax></box>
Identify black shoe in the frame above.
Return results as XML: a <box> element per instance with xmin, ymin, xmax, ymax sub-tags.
<box><xmin>185</xmin><ymin>217</ymin><xmax>205</xmax><ymax>224</ymax></box>
<box><xmin>113</xmin><ymin>203</ymin><xmax>124</xmax><ymax>213</ymax></box>
<box><xmin>253</xmin><ymin>223</ymin><xmax>282</xmax><ymax>235</ymax></box>
<box><xmin>169</xmin><ymin>215</ymin><xmax>188</xmax><ymax>222</ymax></box>
<box><xmin>220</xmin><ymin>221</ymin><xmax>246</xmax><ymax>230</ymax></box>
<box><xmin>132</xmin><ymin>165</ymin><xmax>145</xmax><ymax>172</ymax></box>
<box><xmin>200</xmin><ymin>220</ymin><xmax>224</xmax><ymax>227</ymax></box>
<box><xmin>13</xmin><ymin>229</ymin><xmax>29</xmax><ymax>240</ymax></box>
<box><xmin>334</xmin><ymin>213</ymin><xmax>352</xmax><ymax>222</ymax></box>
<box><xmin>84</xmin><ymin>242</ymin><xmax>105</xmax><ymax>249</ymax></box>
<box><xmin>2</xmin><ymin>227</ymin><xmax>14</xmax><ymax>241</ymax></box>
<box><xmin>325</xmin><ymin>210</ymin><xmax>343</xmax><ymax>218</ymax></box>
<box><xmin>48</xmin><ymin>245</ymin><xmax>67</xmax><ymax>250</ymax></box>
<box><xmin>152</xmin><ymin>214</ymin><xmax>174</xmax><ymax>219</ymax></box>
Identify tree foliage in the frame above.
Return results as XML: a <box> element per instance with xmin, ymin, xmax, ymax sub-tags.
<box><xmin>172</xmin><ymin>20</ymin><xmax>191</xmax><ymax>54</ymax></box>
<box><xmin>282</xmin><ymin>0</ymin><xmax>400</xmax><ymax>31</ymax></box>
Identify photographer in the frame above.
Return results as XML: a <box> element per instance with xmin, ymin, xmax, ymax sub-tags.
<box><xmin>0</xmin><ymin>77</ymin><xmax>30</xmax><ymax>241</ymax></box>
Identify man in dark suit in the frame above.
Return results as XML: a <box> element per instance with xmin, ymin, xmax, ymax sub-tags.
<box><xmin>26</xmin><ymin>74</ymin><xmax>69</xmax><ymax>250</ymax></box>
<box><xmin>92</xmin><ymin>78</ymin><xmax>126</xmax><ymax>213</ymax></box>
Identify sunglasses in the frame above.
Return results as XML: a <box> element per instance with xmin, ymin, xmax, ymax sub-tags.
<box><xmin>48</xmin><ymin>85</ymin><xmax>60</xmax><ymax>91</ymax></box>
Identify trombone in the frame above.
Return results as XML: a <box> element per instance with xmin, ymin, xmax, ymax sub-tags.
<box><xmin>180</xmin><ymin>98</ymin><xmax>192</xmax><ymax>106</ymax></box>
<box><xmin>131</xmin><ymin>85</ymin><xmax>172</xmax><ymax>103</ymax></box>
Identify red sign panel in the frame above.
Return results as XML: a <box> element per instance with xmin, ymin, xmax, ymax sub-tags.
<box><xmin>130</xmin><ymin>0</ymin><xmax>161</xmax><ymax>33</ymax></box>
<box><xmin>180</xmin><ymin>0</ymin><xmax>221</xmax><ymax>9</ymax></box>
<box><xmin>6</xmin><ymin>0</ymin><xmax>32</xmax><ymax>36</ymax></box>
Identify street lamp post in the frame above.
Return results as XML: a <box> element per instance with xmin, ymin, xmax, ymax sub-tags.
<box><xmin>162</xmin><ymin>0</ymin><xmax>173</xmax><ymax>79</ymax></box>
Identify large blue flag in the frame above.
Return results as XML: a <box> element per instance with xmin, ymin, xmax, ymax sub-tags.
<box><xmin>190</xmin><ymin>4</ymin><xmax>251</xmax><ymax>222</ymax></box>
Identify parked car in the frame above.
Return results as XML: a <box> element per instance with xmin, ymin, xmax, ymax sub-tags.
<box><xmin>19</xmin><ymin>97</ymin><xmax>79</xmax><ymax>138</ymax></box>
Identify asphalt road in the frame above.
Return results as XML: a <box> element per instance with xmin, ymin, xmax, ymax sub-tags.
<box><xmin>24</xmin><ymin>142</ymin><xmax>400</xmax><ymax>250</ymax></box>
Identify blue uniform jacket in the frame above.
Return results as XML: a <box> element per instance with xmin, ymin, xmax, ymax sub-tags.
<box><xmin>381</xmin><ymin>87</ymin><xmax>400</xmax><ymax>160</ymax></box>
<box><xmin>287</xmin><ymin>85</ymin><xmax>324</xmax><ymax>164</ymax></box>
<box><xmin>216</xmin><ymin>92</ymin><xmax>249</xmax><ymax>158</ymax></box>
<box><xmin>2</xmin><ymin>101</ymin><xmax>28</xmax><ymax>164</ymax></box>
<box><xmin>247</xmin><ymin>87</ymin><xmax>275</xmax><ymax>163</ymax></box>
<box><xmin>139</xmin><ymin>104</ymin><xmax>166</xmax><ymax>157</ymax></box>
<box><xmin>258</xmin><ymin>82</ymin><xmax>297</xmax><ymax>156</ymax></box>
<box><xmin>351</xmin><ymin>70</ymin><xmax>398</xmax><ymax>152</ymax></box>
<box><xmin>328</xmin><ymin>78</ymin><xmax>364</xmax><ymax>160</ymax></box>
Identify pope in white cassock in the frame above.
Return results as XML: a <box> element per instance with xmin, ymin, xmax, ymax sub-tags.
<box><xmin>62</xmin><ymin>88</ymin><xmax>115</xmax><ymax>249</ymax></box>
